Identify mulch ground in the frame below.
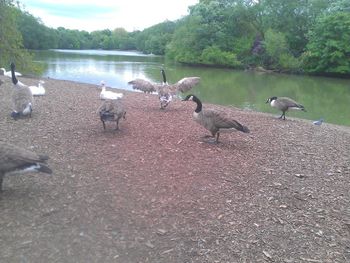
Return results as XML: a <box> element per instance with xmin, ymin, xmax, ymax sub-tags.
<box><xmin>0</xmin><ymin>75</ymin><xmax>349</xmax><ymax>263</ymax></box>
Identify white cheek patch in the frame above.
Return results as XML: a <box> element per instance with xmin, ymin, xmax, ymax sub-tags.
<box><xmin>193</xmin><ymin>111</ymin><xmax>199</xmax><ymax>119</ymax></box>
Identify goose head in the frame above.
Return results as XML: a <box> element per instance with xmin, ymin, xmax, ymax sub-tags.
<box><xmin>182</xmin><ymin>94</ymin><xmax>201</xmax><ymax>103</ymax></box>
<box><xmin>182</xmin><ymin>94</ymin><xmax>202</xmax><ymax>113</ymax></box>
<box><xmin>182</xmin><ymin>94</ymin><xmax>194</xmax><ymax>101</ymax></box>
<box><xmin>100</xmin><ymin>81</ymin><xmax>106</xmax><ymax>91</ymax></box>
<box><xmin>266</xmin><ymin>96</ymin><xmax>277</xmax><ymax>104</ymax></box>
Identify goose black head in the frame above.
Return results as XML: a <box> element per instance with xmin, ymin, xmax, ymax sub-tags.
<box><xmin>182</xmin><ymin>94</ymin><xmax>195</xmax><ymax>101</ymax></box>
<box><xmin>10</xmin><ymin>62</ymin><xmax>15</xmax><ymax>70</ymax></box>
<box><xmin>266</xmin><ymin>96</ymin><xmax>277</xmax><ymax>104</ymax></box>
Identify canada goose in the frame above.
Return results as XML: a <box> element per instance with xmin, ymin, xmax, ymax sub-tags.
<box><xmin>29</xmin><ymin>80</ymin><xmax>46</xmax><ymax>96</ymax></box>
<box><xmin>183</xmin><ymin>94</ymin><xmax>250</xmax><ymax>143</ymax></box>
<box><xmin>97</xmin><ymin>99</ymin><xmax>126</xmax><ymax>130</ymax></box>
<box><xmin>128</xmin><ymin>76</ymin><xmax>166</xmax><ymax>108</ymax></box>
<box><xmin>266</xmin><ymin>96</ymin><xmax>306</xmax><ymax>120</ymax></box>
<box><xmin>10</xmin><ymin>62</ymin><xmax>33</xmax><ymax>120</ymax></box>
<box><xmin>0</xmin><ymin>141</ymin><xmax>52</xmax><ymax>191</ymax></box>
<box><xmin>99</xmin><ymin>81</ymin><xmax>124</xmax><ymax>100</ymax></box>
<box><xmin>128</xmin><ymin>69</ymin><xmax>200</xmax><ymax>109</ymax></box>
<box><xmin>0</xmin><ymin>67</ymin><xmax>22</xmax><ymax>77</ymax></box>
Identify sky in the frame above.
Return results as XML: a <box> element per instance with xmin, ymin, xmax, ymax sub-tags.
<box><xmin>20</xmin><ymin>0</ymin><xmax>199</xmax><ymax>32</ymax></box>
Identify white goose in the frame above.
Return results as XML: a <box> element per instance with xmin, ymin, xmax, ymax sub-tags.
<box><xmin>99</xmin><ymin>81</ymin><xmax>123</xmax><ymax>100</ymax></box>
<box><xmin>29</xmin><ymin>80</ymin><xmax>46</xmax><ymax>96</ymax></box>
<box><xmin>0</xmin><ymin>67</ymin><xmax>22</xmax><ymax>77</ymax></box>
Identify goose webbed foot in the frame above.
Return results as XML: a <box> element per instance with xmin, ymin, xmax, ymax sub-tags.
<box><xmin>201</xmin><ymin>134</ymin><xmax>220</xmax><ymax>144</ymax></box>
<box><xmin>277</xmin><ymin>112</ymin><xmax>286</xmax><ymax>120</ymax></box>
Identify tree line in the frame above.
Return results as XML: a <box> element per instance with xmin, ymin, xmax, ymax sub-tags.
<box><xmin>1</xmin><ymin>0</ymin><xmax>350</xmax><ymax>76</ymax></box>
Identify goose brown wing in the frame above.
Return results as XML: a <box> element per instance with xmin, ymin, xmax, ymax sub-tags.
<box><xmin>0</xmin><ymin>142</ymin><xmax>47</xmax><ymax>172</ymax></box>
<box><xmin>98</xmin><ymin>100</ymin><xmax>124</xmax><ymax>115</ymax></box>
<box><xmin>278</xmin><ymin>97</ymin><xmax>303</xmax><ymax>108</ymax></box>
<box><xmin>173</xmin><ymin>77</ymin><xmax>200</xmax><ymax>93</ymax></box>
<box><xmin>127</xmin><ymin>79</ymin><xmax>157</xmax><ymax>93</ymax></box>
<box><xmin>202</xmin><ymin>109</ymin><xmax>249</xmax><ymax>132</ymax></box>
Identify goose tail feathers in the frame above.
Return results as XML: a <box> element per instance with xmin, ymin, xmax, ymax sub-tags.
<box><xmin>37</xmin><ymin>164</ymin><xmax>53</xmax><ymax>174</ymax></box>
<box><xmin>241</xmin><ymin>125</ymin><xmax>250</xmax><ymax>133</ymax></box>
<box><xmin>233</xmin><ymin>121</ymin><xmax>250</xmax><ymax>133</ymax></box>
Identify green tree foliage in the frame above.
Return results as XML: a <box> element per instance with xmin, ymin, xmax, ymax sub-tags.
<box><xmin>2</xmin><ymin>0</ymin><xmax>349</xmax><ymax>76</ymax></box>
<box><xmin>135</xmin><ymin>21</ymin><xmax>176</xmax><ymax>55</ymax></box>
<box><xmin>303</xmin><ymin>12</ymin><xmax>350</xmax><ymax>75</ymax></box>
<box><xmin>0</xmin><ymin>0</ymin><xmax>39</xmax><ymax>73</ymax></box>
<box><xmin>263</xmin><ymin>29</ymin><xmax>300</xmax><ymax>72</ymax></box>
<box><xmin>200</xmin><ymin>46</ymin><xmax>242</xmax><ymax>67</ymax></box>
<box><xmin>15</xmin><ymin>9</ymin><xmax>58</xmax><ymax>49</ymax></box>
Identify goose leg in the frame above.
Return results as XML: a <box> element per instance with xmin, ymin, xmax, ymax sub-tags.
<box><xmin>115</xmin><ymin>120</ymin><xmax>119</xmax><ymax>130</ymax></box>
<box><xmin>216</xmin><ymin>132</ymin><xmax>220</xmax><ymax>143</ymax></box>
<box><xmin>102</xmin><ymin>120</ymin><xmax>106</xmax><ymax>130</ymax></box>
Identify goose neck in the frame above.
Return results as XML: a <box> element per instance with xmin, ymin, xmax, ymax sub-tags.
<box><xmin>193</xmin><ymin>96</ymin><xmax>202</xmax><ymax>113</ymax></box>
<box><xmin>11</xmin><ymin>66</ymin><xmax>18</xmax><ymax>85</ymax></box>
<box><xmin>161</xmin><ymin>70</ymin><xmax>167</xmax><ymax>84</ymax></box>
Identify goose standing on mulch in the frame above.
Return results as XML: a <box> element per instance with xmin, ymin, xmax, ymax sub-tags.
<box><xmin>10</xmin><ymin>62</ymin><xmax>33</xmax><ymax>120</ymax></box>
<box><xmin>97</xmin><ymin>99</ymin><xmax>126</xmax><ymax>130</ymax></box>
<box><xmin>29</xmin><ymin>80</ymin><xmax>46</xmax><ymax>96</ymax></box>
<box><xmin>183</xmin><ymin>94</ymin><xmax>250</xmax><ymax>143</ymax></box>
<box><xmin>266</xmin><ymin>96</ymin><xmax>306</xmax><ymax>120</ymax></box>
<box><xmin>0</xmin><ymin>141</ymin><xmax>52</xmax><ymax>191</ymax></box>
<box><xmin>99</xmin><ymin>81</ymin><xmax>123</xmax><ymax>100</ymax></box>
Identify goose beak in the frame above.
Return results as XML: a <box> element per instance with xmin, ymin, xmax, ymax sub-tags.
<box><xmin>265</xmin><ymin>99</ymin><xmax>269</xmax><ymax>104</ymax></box>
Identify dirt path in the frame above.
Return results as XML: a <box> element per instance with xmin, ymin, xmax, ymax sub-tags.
<box><xmin>1</xmin><ymin>76</ymin><xmax>349</xmax><ymax>262</ymax></box>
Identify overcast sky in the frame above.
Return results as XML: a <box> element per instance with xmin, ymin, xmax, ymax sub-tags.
<box><xmin>20</xmin><ymin>0</ymin><xmax>199</xmax><ymax>32</ymax></box>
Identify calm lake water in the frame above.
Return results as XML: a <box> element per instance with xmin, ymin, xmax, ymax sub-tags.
<box><xmin>33</xmin><ymin>49</ymin><xmax>350</xmax><ymax>126</ymax></box>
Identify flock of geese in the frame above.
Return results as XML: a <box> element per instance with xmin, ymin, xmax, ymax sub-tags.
<box><xmin>0</xmin><ymin>62</ymin><xmax>308</xmax><ymax>191</ymax></box>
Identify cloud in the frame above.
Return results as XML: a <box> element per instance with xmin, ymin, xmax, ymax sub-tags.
<box><xmin>21</xmin><ymin>0</ymin><xmax>198</xmax><ymax>32</ymax></box>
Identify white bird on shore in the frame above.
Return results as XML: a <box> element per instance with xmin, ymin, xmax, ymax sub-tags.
<box><xmin>99</xmin><ymin>81</ymin><xmax>123</xmax><ymax>100</ymax></box>
<box><xmin>313</xmin><ymin>118</ymin><xmax>324</xmax><ymax>125</ymax></box>
<box><xmin>0</xmin><ymin>67</ymin><xmax>22</xmax><ymax>77</ymax></box>
<box><xmin>29</xmin><ymin>80</ymin><xmax>46</xmax><ymax>96</ymax></box>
